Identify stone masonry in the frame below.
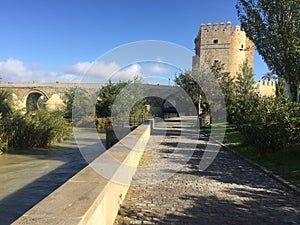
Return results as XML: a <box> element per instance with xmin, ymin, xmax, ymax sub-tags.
<box><xmin>0</xmin><ymin>82</ymin><xmax>103</xmax><ymax>112</ymax></box>
<box><xmin>192</xmin><ymin>22</ymin><xmax>276</xmax><ymax>97</ymax></box>
<box><xmin>193</xmin><ymin>21</ymin><xmax>254</xmax><ymax>78</ymax></box>
<box><xmin>193</xmin><ymin>22</ymin><xmax>254</xmax><ymax>77</ymax></box>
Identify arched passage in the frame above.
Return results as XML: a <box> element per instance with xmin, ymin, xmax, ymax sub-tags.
<box><xmin>25</xmin><ymin>90</ymin><xmax>48</xmax><ymax>112</ymax></box>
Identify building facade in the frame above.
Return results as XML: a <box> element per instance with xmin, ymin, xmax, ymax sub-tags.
<box><xmin>192</xmin><ymin>21</ymin><xmax>254</xmax><ymax>78</ymax></box>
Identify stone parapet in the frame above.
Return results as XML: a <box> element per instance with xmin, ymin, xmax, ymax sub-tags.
<box><xmin>0</xmin><ymin>82</ymin><xmax>104</xmax><ymax>89</ymax></box>
<box><xmin>12</xmin><ymin>120</ymin><xmax>153</xmax><ymax>225</ymax></box>
<box><xmin>255</xmin><ymin>80</ymin><xmax>277</xmax><ymax>97</ymax></box>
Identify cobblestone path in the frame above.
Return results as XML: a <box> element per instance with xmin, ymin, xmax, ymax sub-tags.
<box><xmin>114</xmin><ymin>118</ymin><xmax>300</xmax><ymax>225</ymax></box>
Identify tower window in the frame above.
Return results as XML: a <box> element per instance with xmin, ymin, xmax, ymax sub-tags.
<box><xmin>213</xmin><ymin>39</ymin><xmax>218</xmax><ymax>44</ymax></box>
<box><xmin>241</xmin><ymin>44</ymin><xmax>244</xmax><ymax>49</ymax></box>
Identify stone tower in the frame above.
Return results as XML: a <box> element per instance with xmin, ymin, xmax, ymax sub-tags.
<box><xmin>193</xmin><ymin>21</ymin><xmax>254</xmax><ymax>77</ymax></box>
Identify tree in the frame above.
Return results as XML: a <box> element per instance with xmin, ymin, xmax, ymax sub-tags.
<box><xmin>276</xmin><ymin>77</ymin><xmax>287</xmax><ymax>97</ymax></box>
<box><xmin>229</xmin><ymin>61</ymin><xmax>257</xmax><ymax>127</ymax></box>
<box><xmin>64</xmin><ymin>87</ymin><xmax>76</xmax><ymax>119</ymax></box>
<box><xmin>262</xmin><ymin>72</ymin><xmax>277</xmax><ymax>81</ymax></box>
<box><xmin>175</xmin><ymin>61</ymin><xmax>233</xmax><ymax>116</ymax></box>
<box><xmin>237</xmin><ymin>61</ymin><xmax>255</xmax><ymax>94</ymax></box>
<box><xmin>96</xmin><ymin>76</ymin><xmax>145</xmax><ymax>118</ymax></box>
<box><xmin>0</xmin><ymin>89</ymin><xmax>13</xmax><ymax>117</ymax></box>
<box><xmin>211</xmin><ymin>61</ymin><xmax>235</xmax><ymax>104</ymax></box>
<box><xmin>174</xmin><ymin>70</ymin><xmax>202</xmax><ymax>113</ymax></box>
<box><xmin>96</xmin><ymin>81</ymin><xmax>127</xmax><ymax>117</ymax></box>
<box><xmin>236</xmin><ymin>0</ymin><xmax>300</xmax><ymax>102</ymax></box>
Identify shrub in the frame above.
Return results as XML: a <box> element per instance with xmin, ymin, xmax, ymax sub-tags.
<box><xmin>2</xmin><ymin>110</ymin><xmax>71</xmax><ymax>150</ymax></box>
<box><xmin>0</xmin><ymin>122</ymin><xmax>8</xmax><ymax>152</ymax></box>
<box><xmin>235</xmin><ymin>96</ymin><xmax>300</xmax><ymax>153</ymax></box>
<box><xmin>225</xmin><ymin>62</ymin><xmax>300</xmax><ymax>154</ymax></box>
<box><xmin>29</xmin><ymin>110</ymin><xmax>71</xmax><ymax>146</ymax></box>
<box><xmin>0</xmin><ymin>89</ymin><xmax>70</xmax><ymax>152</ymax></box>
<box><xmin>0</xmin><ymin>89</ymin><xmax>13</xmax><ymax>117</ymax></box>
<box><xmin>96</xmin><ymin>117</ymin><xmax>112</xmax><ymax>130</ymax></box>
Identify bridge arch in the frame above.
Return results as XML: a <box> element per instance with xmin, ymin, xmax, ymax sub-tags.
<box><xmin>23</xmin><ymin>89</ymin><xmax>49</xmax><ymax>112</ymax></box>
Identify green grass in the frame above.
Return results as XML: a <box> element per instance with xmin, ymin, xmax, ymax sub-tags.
<box><xmin>201</xmin><ymin>123</ymin><xmax>300</xmax><ymax>188</ymax></box>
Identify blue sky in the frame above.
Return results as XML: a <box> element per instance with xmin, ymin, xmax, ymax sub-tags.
<box><xmin>0</xmin><ymin>0</ymin><xmax>269</xmax><ymax>83</ymax></box>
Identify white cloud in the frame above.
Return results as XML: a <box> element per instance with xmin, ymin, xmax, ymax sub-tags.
<box><xmin>55</xmin><ymin>74</ymin><xmax>82</xmax><ymax>83</ymax></box>
<box><xmin>0</xmin><ymin>58</ymin><xmax>82</xmax><ymax>83</ymax></box>
<box><xmin>0</xmin><ymin>58</ymin><xmax>28</xmax><ymax>80</ymax></box>
<box><xmin>141</xmin><ymin>64</ymin><xmax>171</xmax><ymax>74</ymax></box>
<box><xmin>64</xmin><ymin>61</ymin><xmax>143</xmax><ymax>81</ymax></box>
<box><xmin>0</xmin><ymin>58</ymin><xmax>60</xmax><ymax>82</ymax></box>
<box><xmin>0</xmin><ymin>59</ymin><xmax>172</xmax><ymax>83</ymax></box>
<box><xmin>64</xmin><ymin>62</ymin><xmax>90</xmax><ymax>74</ymax></box>
<box><xmin>112</xmin><ymin>64</ymin><xmax>142</xmax><ymax>81</ymax></box>
<box><xmin>64</xmin><ymin>61</ymin><xmax>120</xmax><ymax>79</ymax></box>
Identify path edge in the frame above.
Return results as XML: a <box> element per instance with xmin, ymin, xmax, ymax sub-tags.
<box><xmin>200</xmin><ymin>131</ymin><xmax>300</xmax><ymax>196</ymax></box>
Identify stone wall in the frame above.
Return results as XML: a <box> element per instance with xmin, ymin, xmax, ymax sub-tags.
<box><xmin>193</xmin><ymin>21</ymin><xmax>254</xmax><ymax>78</ymax></box>
<box><xmin>45</xmin><ymin>93</ymin><xmax>66</xmax><ymax>111</ymax></box>
<box><xmin>230</xmin><ymin>25</ymin><xmax>254</xmax><ymax>77</ymax></box>
<box><xmin>12</xmin><ymin>120</ymin><xmax>153</xmax><ymax>225</ymax></box>
<box><xmin>255</xmin><ymin>81</ymin><xmax>276</xmax><ymax>97</ymax></box>
<box><xmin>194</xmin><ymin>22</ymin><xmax>231</xmax><ymax>72</ymax></box>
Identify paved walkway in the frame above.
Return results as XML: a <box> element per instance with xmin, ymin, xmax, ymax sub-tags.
<box><xmin>114</xmin><ymin>118</ymin><xmax>300</xmax><ymax>225</ymax></box>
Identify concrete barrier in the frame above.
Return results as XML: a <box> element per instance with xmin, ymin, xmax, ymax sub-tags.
<box><xmin>13</xmin><ymin>120</ymin><xmax>153</xmax><ymax>225</ymax></box>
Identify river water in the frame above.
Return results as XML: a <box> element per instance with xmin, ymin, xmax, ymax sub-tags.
<box><xmin>0</xmin><ymin>131</ymin><xmax>106</xmax><ymax>225</ymax></box>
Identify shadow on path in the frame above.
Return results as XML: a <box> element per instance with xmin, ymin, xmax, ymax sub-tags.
<box><xmin>115</xmin><ymin>119</ymin><xmax>300</xmax><ymax>225</ymax></box>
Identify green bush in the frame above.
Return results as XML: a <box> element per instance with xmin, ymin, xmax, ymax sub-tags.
<box><xmin>224</xmin><ymin>62</ymin><xmax>300</xmax><ymax>154</ymax></box>
<box><xmin>0</xmin><ymin>89</ymin><xmax>13</xmax><ymax>117</ymax></box>
<box><xmin>29</xmin><ymin>110</ymin><xmax>71</xmax><ymax>146</ymax></box>
<box><xmin>2</xmin><ymin>110</ymin><xmax>71</xmax><ymax>150</ymax></box>
<box><xmin>95</xmin><ymin>117</ymin><xmax>112</xmax><ymax>130</ymax></box>
<box><xmin>0</xmin><ymin>89</ymin><xmax>71</xmax><ymax>152</ymax></box>
<box><xmin>234</xmin><ymin>96</ymin><xmax>300</xmax><ymax>153</ymax></box>
<box><xmin>0</xmin><ymin>125</ymin><xmax>8</xmax><ymax>152</ymax></box>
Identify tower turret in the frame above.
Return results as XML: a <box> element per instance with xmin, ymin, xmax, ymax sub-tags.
<box><xmin>193</xmin><ymin>21</ymin><xmax>254</xmax><ymax>78</ymax></box>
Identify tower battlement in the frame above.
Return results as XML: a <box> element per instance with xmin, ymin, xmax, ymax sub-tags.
<box><xmin>200</xmin><ymin>21</ymin><xmax>231</xmax><ymax>31</ymax></box>
<box><xmin>193</xmin><ymin>21</ymin><xmax>254</xmax><ymax>77</ymax></box>
<box><xmin>198</xmin><ymin>21</ymin><xmax>244</xmax><ymax>33</ymax></box>
<box><xmin>255</xmin><ymin>80</ymin><xmax>277</xmax><ymax>97</ymax></box>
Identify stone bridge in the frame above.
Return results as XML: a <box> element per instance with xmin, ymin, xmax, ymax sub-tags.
<box><xmin>0</xmin><ymin>82</ymin><xmax>105</xmax><ymax>112</ymax></box>
<box><xmin>0</xmin><ymin>82</ymin><xmax>193</xmax><ymax>114</ymax></box>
